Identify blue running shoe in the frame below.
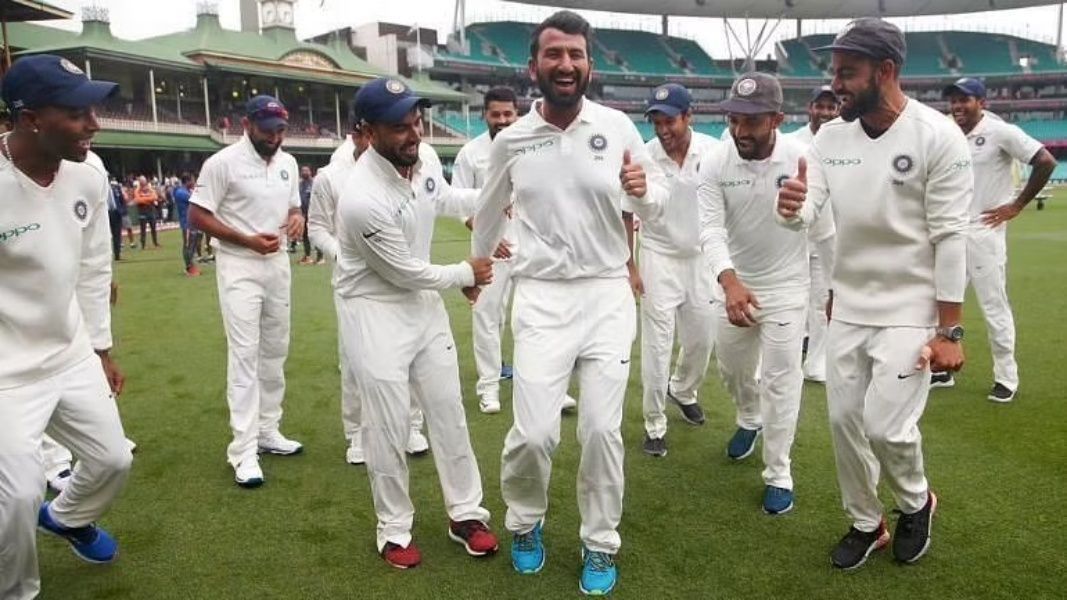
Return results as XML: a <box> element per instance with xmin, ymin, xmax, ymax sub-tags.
<box><xmin>511</xmin><ymin>522</ymin><xmax>545</xmax><ymax>574</ymax></box>
<box><xmin>500</xmin><ymin>364</ymin><xmax>514</xmax><ymax>380</ymax></box>
<box><xmin>580</xmin><ymin>547</ymin><xmax>617</xmax><ymax>596</ymax></box>
<box><xmin>37</xmin><ymin>501</ymin><xmax>118</xmax><ymax>564</ymax></box>
<box><xmin>763</xmin><ymin>485</ymin><xmax>795</xmax><ymax>515</ymax></box>
<box><xmin>727</xmin><ymin>427</ymin><xmax>761</xmax><ymax>460</ymax></box>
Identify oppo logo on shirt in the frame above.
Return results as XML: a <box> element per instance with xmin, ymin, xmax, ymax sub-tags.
<box><xmin>720</xmin><ymin>178</ymin><xmax>753</xmax><ymax>188</ymax></box>
<box><xmin>0</xmin><ymin>223</ymin><xmax>41</xmax><ymax>243</ymax></box>
<box><xmin>946</xmin><ymin>158</ymin><xmax>972</xmax><ymax>172</ymax></box>
<box><xmin>510</xmin><ymin>139</ymin><xmax>555</xmax><ymax>157</ymax></box>
<box><xmin>823</xmin><ymin>158</ymin><xmax>863</xmax><ymax>167</ymax></box>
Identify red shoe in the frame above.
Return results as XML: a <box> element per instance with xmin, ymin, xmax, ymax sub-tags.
<box><xmin>381</xmin><ymin>541</ymin><xmax>421</xmax><ymax>569</ymax></box>
<box><xmin>448</xmin><ymin>520</ymin><xmax>499</xmax><ymax>556</ymax></box>
<box><xmin>186</xmin><ymin>265</ymin><xmax>201</xmax><ymax>277</ymax></box>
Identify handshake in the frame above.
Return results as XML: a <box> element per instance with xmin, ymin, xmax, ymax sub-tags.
<box><xmin>462</xmin><ymin>257</ymin><xmax>495</xmax><ymax>305</ymax></box>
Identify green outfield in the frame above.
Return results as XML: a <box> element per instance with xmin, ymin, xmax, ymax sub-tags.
<box><xmin>38</xmin><ymin>194</ymin><xmax>1067</xmax><ymax>599</ymax></box>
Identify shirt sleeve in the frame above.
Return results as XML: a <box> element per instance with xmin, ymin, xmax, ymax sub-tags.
<box><xmin>696</xmin><ymin>146</ymin><xmax>733</xmax><ymax>280</ymax></box>
<box><xmin>999</xmin><ymin>123</ymin><xmax>1045</xmax><ymax>165</ymax></box>
<box><xmin>77</xmin><ymin>174</ymin><xmax>114</xmax><ymax>351</ymax></box>
<box><xmin>190</xmin><ymin>156</ymin><xmax>225</xmax><ymax>213</ymax></box>
<box><xmin>288</xmin><ymin>159</ymin><xmax>301</xmax><ymax>210</ymax></box>
<box><xmin>452</xmin><ymin>145</ymin><xmax>476</xmax><ymax>189</ymax></box>
<box><xmin>433</xmin><ymin>174</ymin><xmax>481</xmax><ymax>220</ymax></box>
<box><xmin>308</xmin><ymin>171</ymin><xmax>340</xmax><ymax>262</ymax></box>
<box><xmin>340</xmin><ymin>189</ymin><xmax>475</xmax><ymax>290</ymax></box>
<box><xmin>472</xmin><ymin>134</ymin><xmax>514</xmax><ymax>258</ymax></box>
<box><xmin>927</xmin><ymin>126</ymin><xmax>972</xmax><ymax>303</ymax></box>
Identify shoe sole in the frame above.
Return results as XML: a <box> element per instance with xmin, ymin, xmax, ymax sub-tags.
<box><xmin>513</xmin><ymin>553</ymin><xmax>546</xmax><ymax>574</ymax></box>
<box><xmin>728</xmin><ymin>430</ymin><xmax>761</xmax><ymax>460</ymax></box>
<box><xmin>897</xmin><ymin>492</ymin><xmax>938</xmax><ymax>564</ymax></box>
<box><xmin>382</xmin><ymin>557</ymin><xmax>419</xmax><ymax>569</ymax></box>
<box><xmin>833</xmin><ymin>530</ymin><xmax>891</xmax><ymax>571</ymax></box>
<box><xmin>763</xmin><ymin>501</ymin><xmax>794</xmax><ymax>516</ymax></box>
<box><xmin>346</xmin><ymin>455</ymin><xmax>365</xmax><ymax>466</ymax></box>
<box><xmin>579</xmin><ymin>580</ymin><xmax>616</xmax><ymax>596</ymax></box>
<box><xmin>642</xmin><ymin>448</ymin><xmax>667</xmax><ymax>457</ymax></box>
<box><xmin>235</xmin><ymin>477</ymin><xmax>264</xmax><ymax>488</ymax></box>
<box><xmin>667</xmin><ymin>392</ymin><xmax>705</xmax><ymax>426</ymax></box>
<box><xmin>987</xmin><ymin>396</ymin><xmax>1014</xmax><ymax>403</ymax></box>
<box><xmin>257</xmin><ymin>446</ymin><xmax>303</xmax><ymax>456</ymax></box>
<box><xmin>37</xmin><ymin>526</ymin><xmax>118</xmax><ymax>564</ymax></box>
<box><xmin>406</xmin><ymin>448</ymin><xmax>430</xmax><ymax>457</ymax></box>
<box><xmin>447</xmin><ymin>529</ymin><xmax>499</xmax><ymax>557</ymax></box>
<box><xmin>929</xmin><ymin>380</ymin><xmax>954</xmax><ymax>389</ymax></box>
<box><xmin>480</xmin><ymin>405</ymin><xmax>501</xmax><ymax>414</ymax></box>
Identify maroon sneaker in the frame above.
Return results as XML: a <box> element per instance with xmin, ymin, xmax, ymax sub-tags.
<box><xmin>448</xmin><ymin>520</ymin><xmax>499</xmax><ymax>556</ymax></box>
<box><xmin>381</xmin><ymin>541</ymin><xmax>421</xmax><ymax>569</ymax></box>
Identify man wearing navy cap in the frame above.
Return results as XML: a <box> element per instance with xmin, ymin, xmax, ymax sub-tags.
<box><xmin>0</xmin><ymin>54</ymin><xmax>133</xmax><ymax>599</ymax></box>
<box><xmin>934</xmin><ymin>78</ymin><xmax>1056</xmax><ymax>401</ymax></box>
<box><xmin>637</xmin><ymin>82</ymin><xmax>718</xmax><ymax>458</ymax></box>
<box><xmin>189</xmin><ymin>95</ymin><xmax>305</xmax><ymax>488</ymax></box>
<box><xmin>334</xmin><ymin>77</ymin><xmax>497</xmax><ymax>569</ymax></box>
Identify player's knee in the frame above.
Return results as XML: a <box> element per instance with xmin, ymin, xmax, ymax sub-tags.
<box><xmin>96</xmin><ymin>444</ymin><xmax>134</xmax><ymax>477</ymax></box>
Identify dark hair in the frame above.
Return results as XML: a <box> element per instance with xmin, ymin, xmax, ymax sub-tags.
<box><xmin>180</xmin><ymin>173</ymin><xmax>194</xmax><ymax>186</ymax></box>
<box><xmin>529</xmin><ymin>10</ymin><xmax>592</xmax><ymax>59</ymax></box>
<box><xmin>483</xmin><ymin>87</ymin><xmax>517</xmax><ymax>107</ymax></box>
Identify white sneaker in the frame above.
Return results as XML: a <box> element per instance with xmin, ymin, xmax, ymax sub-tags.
<box><xmin>234</xmin><ymin>457</ymin><xmax>264</xmax><ymax>488</ymax></box>
<box><xmin>406</xmin><ymin>429</ymin><xmax>429</xmax><ymax>456</ymax></box>
<box><xmin>47</xmin><ymin>469</ymin><xmax>73</xmax><ymax>494</ymax></box>
<box><xmin>479</xmin><ymin>392</ymin><xmax>501</xmax><ymax>414</ymax></box>
<box><xmin>561</xmin><ymin>395</ymin><xmax>577</xmax><ymax>411</ymax></box>
<box><xmin>346</xmin><ymin>430</ymin><xmax>365</xmax><ymax>465</ymax></box>
<box><xmin>258</xmin><ymin>432</ymin><xmax>304</xmax><ymax>456</ymax></box>
<box><xmin>126</xmin><ymin>438</ymin><xmax>138</xmax><ymax>453</ymax></box>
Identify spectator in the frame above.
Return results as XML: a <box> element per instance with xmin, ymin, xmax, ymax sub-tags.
<box><xmin>133</xmin><ymin>175</ymin><xmax>161</xmax><ymax>248</ymax></box>
<box><xmin>296</xmin><ymin>165</ymin><xmax>322</xmax><ymax>265</ymax></box>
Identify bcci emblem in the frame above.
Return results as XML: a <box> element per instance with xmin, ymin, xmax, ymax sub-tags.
<box><xmin>892</xmin><ymin>154</ymin><xmax>915</xmax><ymax>175</ymax></box>
<box><xmin>385</xmin><ymin>79</ymin><xmax>406</xmax><ymax>94</ymax></box>
<box><xmin>775</xmin><ymin>174</ymin><xmax>790</xmax><ymax>189</ymax></box>
<box><xmin>975</xmin><ymin>136</ymin><xmax>986</xmax><ymax>147</ymax></box>
<box><xmin>280</xmin><ymin>170</ymin><xmax>290</xmax><ymax>181</ymax></box>
<box><xmin>588</xmin><ymin>134</ymin><xmax>608</xmax><ymax>153</ymax></box>
<box><xmin>654</xmin><ymin>87</ymin><xmax>670</xmax><ymax>101</ymax></box>
<box><xmin>736</xmin><ymin>78</ymin><xmax>757</xmax><ymax>97</ymax></box>
<box><xmin>73</xmin><ymin>199</ymin><xmax>89</xmax><ymax>222</ymax></box>
<box><xmin>425</xmin><ymin>177</ymin><xmax>436</xmax><ymax>193</ymax></box>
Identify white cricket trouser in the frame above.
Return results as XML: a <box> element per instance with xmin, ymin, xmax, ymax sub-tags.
<box><xmin>967</xmin><ymin>227</ymin><xmax>1018</xmax><ymax>390</ymax></box>
<box><xmin>40</xmin><ymin>433</ymin><xmax>73</xmax><ymax>482</ymax></box>
<box><xmin>502</xmin><ymin>278</ymin><xmax>636</xmax><ymax>554</ymax></box>
<box><xmin>216</xmin><ymin>251</ymin><xmax>291</xmax><ymax>467</ymax></box>
<box><xmin>715</xmin><ymin>293</ymin><xmax>806</xmax><ymax>490</ymax></box>
<box><xmin>473</xmin><ymin>259</ymin><xmax>514</xmax><ymax>398</ymax></box>
<box><xmin>827</xmin><ymin>321</ymin><xmax>932</xmax><ymax>532</ymax></box>
<box><xmin>0</xmin><ymin>357</ymin><xmax>132</xmax><ymax>600</ymax></box>
<box><xmin>803</xmin><ymin>252</ymin><xmax>829</xmax><ymax>381</ymax></box>
<box><xmin>638</xmin><ymin>248</ymin><xmax>716</xmax><ymax>439</ymax></box>
<box><xmin>339</xmin><ymin>291</ymin><xmax>489</xmax><ymax>551</ymax></box>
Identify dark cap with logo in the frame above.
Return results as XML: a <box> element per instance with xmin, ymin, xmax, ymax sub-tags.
<box><xmin>1</xmin><ymin>54</ymin><xmax>118</xmax><ymax>112</ymax></box>
<box><xmin>718</xmin><ymin>72</ymin><xmax>783</xmax><ymax>115</ymax></box>
<box><xmin>645</xmin><ymin>83</ymin><xmax>691</xmax><ymax>117</ymax></box>
<box><xmin>810</xmin><ymin>84</ymin><xmax>839</xmax><ymax>104</ymax></box>
<box><xmin>353</xmin><ymin>78</ymin><xmax>431</xmax><ymax>125</ymax></box>
<box><xmin>245</xmin><ymin>95</ymin><xmax>289</xmax><ymax>130</ymax></box>
<box><xmin>814</xmin><ymin>18</ymin><xmax>906</xmax><ymax>65</ymax></box>
<box><xmin>941</xmin><ymin>77</ymin><xmax>986</xmax><ymax>99</ymax></box>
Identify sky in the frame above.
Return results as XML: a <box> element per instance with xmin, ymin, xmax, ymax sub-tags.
<box><xmin>39</xmin><ymin>0</ymin><xmax>1067</xmax><ymax>60</ymax></box>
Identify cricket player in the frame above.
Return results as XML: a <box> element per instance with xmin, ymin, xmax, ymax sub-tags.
<box><xmin>0</xmin><ymin>55</ymin><xmax>133</xmax><ymax>600</ymax></box>
<box><xmin>335</xmin><ymin>77</ymin><xmax>497</xmax><ymax>569</ymax></box>
<box><xmin>700</xmin><ymin>73</ymin><xmax>835</xmax><ymax>515</ymax></box>
<box><xmin>309</xmin><ymin>113</ymin><xmax>429</xmax><ymax>465</ymax></box>
<box><xmin>639</xmin><ymin>82</ymin><xmax>718</xmax><ymax>458</ymax></box>
<box><xmin>189</xmin><ymin>95</ymin><xmax>305</xmax><ymax>488</ymax></box>
<box><xmin>787</xmin><ymin>85</ymin><xmax>841</xmax><ymax>383</ymax></box>
<box><xmin>777</xmin><ymin>19</ymin><xmax>971</xmax><ymax>569</ymax></box>
<box><xmin>471</xmin><ymin>11</ymin><xmax>667</xmax><ymax>595</ymax></box>
<box><xmin>935</xmin><ymin>77</ymin><xmax>1056</xmax><ymax>401</ymax></box>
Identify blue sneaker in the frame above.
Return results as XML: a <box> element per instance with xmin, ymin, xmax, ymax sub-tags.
<box><xmin>727</xmin><ymin>427</ymin><xmax>761</xmax><ymax>460</ymax></box>
<box><xmin>37</xmin><ymin>501</ymin><xmax>118</xmax><ymax>564</ymax></box>
<box><xmin>763</xmin><ymin>485</ymin><xmax>795</xmax><ymax>515</ymax></box>
<box><xmin>500</xmin><ymin>364</ymin><xmax>514</xmax><ymax>380</ymax></box>
<box><xmin>580</xmin><ymin>548</ymin><xmax>617</xmax><ymax>596</ymax></box>
<box><xmin>511</xmin><ymin>522</ymin><xmax>545</xmax><ymax>574</ymax></box>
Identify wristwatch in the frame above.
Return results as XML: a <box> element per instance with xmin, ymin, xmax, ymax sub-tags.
<box><xmin>936</xmin><ymin>325</ymin><xmax>965</xmax><ymax>342</ymax></box>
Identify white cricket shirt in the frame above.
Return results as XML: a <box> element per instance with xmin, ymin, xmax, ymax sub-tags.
<box><xmin>190</xmin><ymin>134</ymin><xmax>300</xmax><ymax>258</ymax></box>
<box><xmin>965</xmin><ymin>113</ymin><xmax>1044</xmax><ymax>226</ymax></box>
<box><xmin>454</xmin><ymin>131</ymin><xmax>520</xmax><ymax>255</ymax></box>
<box><xmin>785</xmin><ymin>123</ymin><xmax>816</xmax><ymax>145</ymax></box>
<box><xmin>331</xmin><ymin>136</ymin><xmax>356</xmax><ymax>165</ymax></box>
<box><xmin>308</xmin><ymin>145</ymin><xmax>356</xmax><ymax>267</ymax></box>
<box><xmin>642</xmin><ymin>130</ymin><xmax>718</xmax><ymax>258</ymax></box>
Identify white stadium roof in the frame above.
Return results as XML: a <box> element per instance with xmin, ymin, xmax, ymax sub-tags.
<box><xmin>508</xmin><ymin>0</ymin><xmax>1065</xmax><ymax>19</ymax></box>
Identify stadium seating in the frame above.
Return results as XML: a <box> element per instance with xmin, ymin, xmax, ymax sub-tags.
<box><xmin>436</xmin><ymin>112</ymin><xmax>488</xmax><ymax>138</ymax></box>
<box><xmin>1017</xmin><ymin>119</ymin><xmax>1067</xmax><ymax>141</ymax></box>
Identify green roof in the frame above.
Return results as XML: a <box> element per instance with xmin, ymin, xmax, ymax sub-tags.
<box><xmin>92</xmin><ymin>130</ymin><xmax>222</xmax><ymax>152</ymax></box>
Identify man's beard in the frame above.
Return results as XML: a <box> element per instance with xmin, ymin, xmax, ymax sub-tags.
<box><xmin>536</xmin><ymin>68</ymin><xmax>588</xmax><ymax>109</ymax></box>
<box><xmin>251</xmin><ymin>138</ymin><xmax>281</xmax><ymax>158</ymax></box>
<box><xmin>379</xmin><ymin>142</ymin><xmax>419</xmax><ymax>168</ymax></box>
<box><xmin>840</xmin><ymin>77</ymin><xmax>880</xmax><ymax>122</ymax></box>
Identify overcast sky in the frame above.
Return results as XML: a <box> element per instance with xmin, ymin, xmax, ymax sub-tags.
<box><xmin>41</xmin><ymin>0</ymin><xmax>1067</xmax><ymax>59</ymax></box>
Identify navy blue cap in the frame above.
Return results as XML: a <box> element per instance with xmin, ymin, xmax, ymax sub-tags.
<box><xmin>245</xmin><ymin>95</ymin><xmax>289</xmax><ymax>130</ymax></box>
<box><xmin>353</xmin><ymin>78</ymin><xmax>430</xmax><ymax>125</ymax></box>
<box><xmin>645</xmin><ymin>83</ymin><xmax>691</xmax><ymax>117</ymax></box>
<box><xmin>815</xmin><ymin>18</ymin><xmax>906</xmax><ymax>65</ymax></box>
<box><xmin>810</xmin><ymin>85</ymin><xmax>839</xmax><ymax>104</ymax></box>
<box><xmin>1</xmin><ymin>54</ymin><xmax>117</xmax><ymax>112</ymax></box>
<box><xmin>942</xmin><ymin>77</ymin><xmax>986</xmax><ymax>99</ymax></box>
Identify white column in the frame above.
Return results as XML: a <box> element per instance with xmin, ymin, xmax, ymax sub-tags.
<box><xmin>84</xmin><ymin>58</ymin><xmax>92</xmax><ymax>79</ymax></box>
<box><xmin>149</xmin><ymin>68</ymin><xmax>158</xmax><ymax>127</ymax></box>
<box><xmin>202</xmin><ymin>77</ymin><xmax>211</xmax><ymax>128</ymax></box>
<box><xmin>428</xmin><ymin>105</ymin><xmax>435</xmax><ymax>139</ymax></box>
<box><xmin>155</xmin><ymin>156</ymin><xmax>162</xmax><ymax>181</ymax></box>
<box><xmin>334</xmin><ymin>91</ymin><xmax>341</xmax><ymax>137</ymax></box>
<box><xmin>308</xmin><ymin>92</ymin><xmax>314</xmax><ymax>127</ymax></box>
<box><xmin>176</xmin><ymin>91</ymin><xmax>182</xmax><ymax>122</ymax></box>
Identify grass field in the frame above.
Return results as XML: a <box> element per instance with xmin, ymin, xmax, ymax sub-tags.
<box><xmin>37</xmin><ymin>195</ymin><xmax>1067</xmax><ymax>599</ymax></box>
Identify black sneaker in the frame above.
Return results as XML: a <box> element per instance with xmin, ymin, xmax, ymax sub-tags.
<box><xmin>893</xmin><ymin>491</ymin><xmax>937</xmax><ymax>564</ymax></box>
<box><xmin>667</xmin><ymin>388</ymin><xmax>705</xmax><ymax>425</ymax></box>
<box><xmin>831</xmin><ymin>521</ymin><xmax>890</xmax><ymax>570</ymax></box>
<box><xmin>929</xmin><ymin>372</ymin><xmax>955</xmax><ymax>388</ymax></box>
<box><xmin>642</xmin><ymin>434</ymin><xmax>667</xmax><ymax>457</ymax></box>
<box><xmin>987</xmin><ymin>382</ymin><xmax>1016</xmax><ymax>403</ymax></box>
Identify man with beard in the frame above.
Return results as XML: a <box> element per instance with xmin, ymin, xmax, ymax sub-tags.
<box><xmin>335</xmin><ymin>78</ymin><xmax>497</xmax><ymax>569</ymax></box>
<box><xmin>638</xmin><ymin>82</ymin><xmax>718</xmax><ymax>458</ymax></box>
<box><xmin>189</xmin><ymin>95</ymin><xmax>305</xmax><ymax>488</ymax></box>
<box><xmin>471</xmin><ymin>10</ymin><xmax>667</xmax><ymax>595</ymax></box>
<box><xmin>0</xmin><ymin>55</ymin><xmax>133</xmax><ymax>600</ymax></box>
<box><xmin>788</xmin><ymin>85</ymin><xmax>841</xmax><ymax>384</ymax></box>
<box><xmin>932</xmin><ymin>78</ymin><xmax>1055</xmax><ymax>401</ymax></box>
<box><xmin>699</xmin><ymin>72</ymin><xmax>835</xmax><ymax>515</ymax></box>
<box><xmin>777</xmin><ymin>18</ymin><xmax>971</xmax><ymax>569</ymax></box>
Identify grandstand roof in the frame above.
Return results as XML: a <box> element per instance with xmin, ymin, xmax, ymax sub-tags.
<box><xmin>0</xmin><ymin>0</ymin><xmax>72</xmax><ymax>22</ymax></box>
<box><xmin>510</xmin><ymin>0</ymin><xmax>1063</xmax><ymax>18</ymax></box>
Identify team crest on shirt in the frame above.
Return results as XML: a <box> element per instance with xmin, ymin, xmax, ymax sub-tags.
<box><xmin>775</xmin><ymin>174</ymin><xmax>790</xmax><ymax>189</ymax></box>
<box><xmin>892</xmin><ymin>154</ymin><xmax>915</xmax><ymax>175</ymax></box>
<box><xmin>975</xmin><ymin>136</ymin><xmax>986</xmax><ymax>147</ymax></box>
<box><xmin>588</xmin><ymin>134</ymin><xmax>608</xmax><ymax>153</ymax></box>
<box><xmin>280</xmin><ymin>170</ymin><xmax>290</xmax><ymax>181</ymax></box>
<box><xmin>425</xmin><ymin>177</ymin><xmax>436</xmax><ymax>193</ymax></box>
<box><xmin>73</xmin><ymin>199</ymin><xmax>89</xmax><ymax>222</ymax></box>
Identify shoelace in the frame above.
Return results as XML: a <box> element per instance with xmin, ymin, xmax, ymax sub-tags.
<box><xmin>514</xmin><ymin>530</ymin><xmax>538</xmax><ymax>551</ymax></box>
<box><xmin>585</xmin><ymin>551</ymin><xmax>614</xmax><ymax>573</ymax></box>
<box><xmin>893</xmin><ymin>509</ymin><xmax>920</xmax><ymax>535</ymax></box>
<box><xmin>457</xmin><ymin>521</ymin><xmax>487</xmax><ymax>538</ymax></box>
<box><xmin>63</xmin><ymin>524</ymin><xmax>100</xmax><ymax>545</ymax></box>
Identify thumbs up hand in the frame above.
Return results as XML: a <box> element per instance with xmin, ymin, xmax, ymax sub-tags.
<box><xmin>620</xmin><ymin>149</ymin><xmax>648</xmax><ymax>198</ymax></box>
<box><xmin>777</xmin><ymin>156</ymin><xmax>808</xmax><ymax>219</ymax></box>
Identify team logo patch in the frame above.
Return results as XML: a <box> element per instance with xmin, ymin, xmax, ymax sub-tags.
<box><xmin>280</xmin><ymin>170</ymin><xmax>290</xmax><ymax>181</ymax></box>
<box><xmin>892</xmin><ymin>154</ymin><xmax>915</xmax><ymax>175</ymax></box>
<box><xmin>775</xmin><ymin>174</ymin><xmax>790</xmax><ymax>189</ymax></box>
<box><xmin>588</xmin><ymin>134</ymin><xmax>608</xmax><ymax>152</ymax></box>
<box><xmin>385</xmin><ymin>79</ymin><xmax>406</xmax><ymax>94</ymax></box>
<box><xmin>425</xmin><ymin>177</ymin><xmax>436</xmax><ymax>193</ymax></box>
<box><xmin>654</xmin><ymin>86</ymin><xmax>670</xmax><ymax>101</ymax></box>
<box><xmin>73</xmin><ymin>199</ymin><xmax>89</xmax><ymax>222</ymax></box>
<box><xmin>736</xmin><ymin>78</ymin><xmax>758</xmax><ymax>97</ymax></box>
<box><xmin>975</xmin><ymin>136</ymin><xmax>986</xmax><ymax>146</ymax></box>
<box><xmin>59</xmin><ymin>58</ymin><xmax>84</xmax><ymax>75</ymax></box>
